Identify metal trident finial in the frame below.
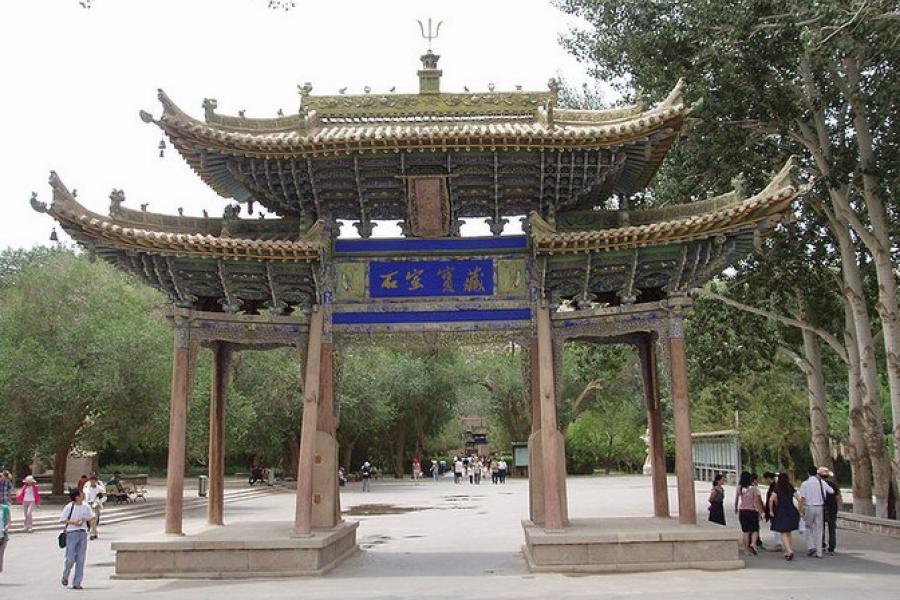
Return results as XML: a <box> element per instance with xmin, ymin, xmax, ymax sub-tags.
<box><xmin>417</xmin><ymin>18</ymin><xmax>443</xmax><ymax>52</ymax></box>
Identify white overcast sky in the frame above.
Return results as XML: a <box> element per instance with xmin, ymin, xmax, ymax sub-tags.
<box><xmin>1</xmin><ymin>0</ymin><xmax>601</xmax><ymax>249</ymax></box>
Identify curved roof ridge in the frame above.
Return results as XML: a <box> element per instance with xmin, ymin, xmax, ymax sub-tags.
<box><xmin>553</xmin><ymin>79</ymin><xmax>686</xmax><ymax>126</ymax></box>
<box><xmin>33</xmin><ymin>173</ymin><xmax>323</xmax><ymax>262</ymax></box>
<box><xmin>149</xmin><ymin>79</ymin><xmax>688</xmax><ymax>136</ymax></box>
<box><xmin>530</xmin><ymin>157</ymin><xmax>798</xmax><ymax>254</ymax></box>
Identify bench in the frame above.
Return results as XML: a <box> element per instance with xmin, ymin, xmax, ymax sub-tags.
<box><xmin>109</xmin><ymin>481</ymin><xmax>148</xmax><ymax>503</ymax></box>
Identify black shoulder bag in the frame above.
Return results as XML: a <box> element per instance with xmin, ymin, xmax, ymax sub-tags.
<box><xmin>58</xmin><ymin>503</ymin><xmax>75</xmax><ymax>549</ymax></box>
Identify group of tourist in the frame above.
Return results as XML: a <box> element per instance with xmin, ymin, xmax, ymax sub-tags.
<box><xmin>348</xmin><ymin>456</ymin><xmax>511</xmax><ymax>490</ymax></box>
<box><xmin>708</xmin><ymin>466</ymin><xmax>841</xmax><ymax>561</ymax></box>
<box><xmin>0</xmin><ymin>469</ymin><xmax>107</xmax><ymax>589</ymax></box>
<box><xmin>450</xmin><ymin>455</ymin><xmax>508</xmax><ymax>485</ymax></box>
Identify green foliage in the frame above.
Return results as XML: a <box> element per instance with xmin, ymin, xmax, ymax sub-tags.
<box><xmin>335</xmin><ymin>347</ymin><xmax>459</xmax><ymax>472</ymax></box>
<box><xmin>555</xmin><ymin>0</ymin><xmax>900</xmax><ymax>475</ymax></box>
<box><xmin>187</xmin><ymin>348</ymin><xmax>305</xmax><ymax>470</ymax></box>
<box><xmin>0</xmin><ymin>248</ymin><xmax>171</xmax><ymax>486</ymax></box>
<box><xmin>560</xmin><ymin>343</ymin><xmax>648</xmax><ymax>474</ymax></box>
<box><xmin>566</xmin><ymin>406</ymin><xmax>646</xmax><ymax>475</ymax></box>
<box><xmin>461</xmin><ymin>345</ymin><xmax>531</xmax><ymax>446</ymax></box>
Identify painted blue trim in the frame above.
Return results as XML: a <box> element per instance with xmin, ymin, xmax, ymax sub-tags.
<box><xmin>332</xmin><ymin>308</ymin><xmax>532</xmax><ymax>325</ymax></box>
<box><xmin>334</xmin><ymin>236</ymin><xmax>528</xmax><ymax>253</ymax></box>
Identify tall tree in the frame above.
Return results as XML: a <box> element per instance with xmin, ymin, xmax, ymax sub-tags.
<box><xmin>557</xmin><ymin>0</ymin><xmax>898</xmax><ymax>516</ymax></box>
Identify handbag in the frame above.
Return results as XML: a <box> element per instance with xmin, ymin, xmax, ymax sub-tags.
<box><xmin>58</xmin><ymin>503</ymin><xmax>75</xmax><ymax>549</ymax></box>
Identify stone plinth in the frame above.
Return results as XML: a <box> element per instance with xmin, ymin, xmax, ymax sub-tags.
<box><xmin>112</xmin><ymin>520</ymin><xmax>357</xmax><ymax>579</ymax></box>
<box><xmin>523</xmin><ymin>517</ymin><xmax>742</xmax><ymax>573</ymax></box>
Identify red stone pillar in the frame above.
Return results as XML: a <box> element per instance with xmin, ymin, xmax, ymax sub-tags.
<box><xmin>530</xmin><ymin>339</ymin><xmax>541</xmax><ymax>434</ymax></box>
<box><xmin>314</xmin><ymin>341</ymin><xmax>340</xmax><ymax>529</ymax></box>
<box><xmin>667</xmin><ymin>315</ymin><xmax>697</xmax><ymax>524</ymax></box>
<box><xmin>294</xmin><ymin>306</ymin><xmax>323</xmax><ymax>535</ymax></box>
<box><xmin>536</xmin><ymin>304</ymin><xmax>566</xmax><ymax>531</ymax></box>
<box><xmin>528</xmin><ymin>338</ymin><xmax>543</xmax><ymax>523</ymax></box>
<box><xmin>208</xmin><ymin>342</ymin><xmax>232</xmax><ymax>526</ymax></box>
<box><xmin>165</xmin><ymin>320</ymin><xmax>197</xmax><ymax>535</ymax></box>
<box><xmin>637</xmin><ymin>333</ymin><xmax>670</xmax><ymax>518</ymax></box>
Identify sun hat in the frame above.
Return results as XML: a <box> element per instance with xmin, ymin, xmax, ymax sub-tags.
<box><xmin>23</xmin><ymin>475</ymin><xmax>36</xmax><ymax>484</ymax></box>
<box><xmin>817</xmin><ymin>466</ymin><xmax>833</xmax><ymax>478</ymax></box>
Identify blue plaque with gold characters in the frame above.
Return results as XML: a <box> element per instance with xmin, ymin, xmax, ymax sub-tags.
<box><xmin>369</xmin><ymin>259</ymin><xmax>493</xmax><ymax>298</ymax></box>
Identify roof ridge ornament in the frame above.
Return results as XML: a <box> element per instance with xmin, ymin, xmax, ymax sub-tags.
<box><xmin>416</xmin><ymin>18</ymin><xmax>443</xmax><ymax>94</ymax></box>
<box><xmin>528</xmin><ymin>211</ymin><xmax>558</xmax><ymax>237</ymax></box>
<box><xmin>109</xmin><ymin>188</ymin><xmax>126</xmax><ymax>215</ymax></box>
<box><xmin>202</xmin><ymin>98</ymin><xmax>218</xmax><ymax>122</ymax></box>
<box><xmin>417</xmin><ymin>18</ymin><xmax>442</xmax><ymax>53</ymax></box>
<box><xmin>30</xmin><ymin>191</ymin><xmax>47</xmax><ymax>214</ymax></box>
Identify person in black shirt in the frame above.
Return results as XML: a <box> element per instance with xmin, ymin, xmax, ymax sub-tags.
<box><xmin>820</xmin><ymin>468</ymin><xmax>841</xmax><ymax>554</ymax></box>
<box><xmin>762</xmin><ymin>472</ymin><xmax>778</xmax><ymax>550</ymax></box>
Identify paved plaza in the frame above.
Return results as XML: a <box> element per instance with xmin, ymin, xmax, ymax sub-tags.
<box><xmin>1</xmin><ymin>474</ymin><xmax>898</xmax><ymax>599</ymax></box>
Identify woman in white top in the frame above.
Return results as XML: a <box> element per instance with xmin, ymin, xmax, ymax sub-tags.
<box><xmin>59</xmin><ymin>487</ymin><xmax>95</xmax><ymax>590</ymax></box>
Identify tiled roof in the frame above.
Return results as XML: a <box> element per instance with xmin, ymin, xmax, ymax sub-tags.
<box><xmin>531</xmin><ymin>159</ymin><xmax>799</xmax><ymax>254</ymax></box>
<box><xmin>147</xmin><ymin>80</ymin><xmax>689</xmax><ymax>158</ymax></box>
<box><xmin>33</xmin><ymin>172</ymin><xmax>324</xmax><ymax>262</ymax></box>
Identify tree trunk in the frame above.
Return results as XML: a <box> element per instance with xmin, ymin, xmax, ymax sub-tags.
<box><xmin>800</xmin><ymin>330</ymin><xmax>833</xmax><ymax>470</ymax></box>
<box><xmin>341</xmin><ymin>441</ymin><xmax>354</xmax><ymax>472</ymax></box>
<box><xmin>835</xmin><ymin>220</ymin><xmax>892</xmax><ymax>517</ymax></box>
<box><xmin>783</xmin><ymin>440</ymin><xmax>796</xmax><ymax>483</ymax></box>
<box><xmin>872</xmin><ymin>250</ymin><xmax>900</xmax><ymax>494</ymax></box>
<box><xmin>284</xmin><ymin>434</ymin><xmax>300</xmax><ymax>479</ymax></box>
<box><xmin>795</xmin><ymin>57</ymin><xmax>895</xmax><ymax>515</ymax></box>
<box><xmin>605</xmin><ymin>433</ymin><xmax>614</xmax><ymax>475</ymax></box>
<box><xmin>840</xmin><ymin>55</ymin><xmax>900</xmax><ymax>494</ymax></box>
<box><xmin>413</xmin><ymin>403</ymin><xmax>426</xmax><ymax>461</ymax></box>
<box><xmin>391</xmin><ymin>429</ymin><xmax>406</xmax><ymax>479</ymax></box>
<box><xmin>845</xmin><ymin>306</ymin><xmax>875</xmax><ymax>515</ymax></box>
<box><xmin>52</xmin><ymin>444</ymin><xmax>69</xmax><ymax>496</ymax></box>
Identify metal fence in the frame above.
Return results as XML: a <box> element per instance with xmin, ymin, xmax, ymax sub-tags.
<box><xmin>692</xmin><ymin>430</ymin><xmax>741</xmax><ymax>484</ymax></box>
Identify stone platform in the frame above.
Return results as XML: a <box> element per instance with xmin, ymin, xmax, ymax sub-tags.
<box><xmin>523</xmin><ymin>517</ymin><xmax>742</xmax><ymax>573</ymax></box>
<box><xmin>111</xmin><ymin>520</ymin><xmax>358</xmax><ymax>579</ymax></box>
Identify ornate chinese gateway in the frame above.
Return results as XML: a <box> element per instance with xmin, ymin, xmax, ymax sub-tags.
<box><xmin>33</xmin><ymin>38</ymin><xmax>797</xmax><ymax>576</ymax></box>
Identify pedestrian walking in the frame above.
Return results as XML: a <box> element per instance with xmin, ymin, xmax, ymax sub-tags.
<box><xmin>430</xmin><ymin>460</ymin><xmax>440</xmax><ymax>482</ymax></box>
<box><xmin>15</xmin><ymin>475</ymin><xmax>41</xmax><ymax>532</ymax></box>
<box><xmin>0</xmin><ymin>495</ymin><xmax>10</xmax><ymax>573</ymax></box>
<box><xmin>453</xmin><ymin>457</ymin><xmax>463</xmax><ymax>484</ymax></box>
<box><xmin>819</xmin><ymin>467</ymin><xmax>841</xmax><ymax>554</ymax></box>
<box><xmin>76</xmin><ymin>474</ymin><xmax>88</xmax><ymax>493</ymax></box>
<box><xmin>733</xmin><ymin>471</ymin><xmax>763</xmax><ymax>556</ymax></box>
<box><xmin>497</xmin><ymin>459</ymin><xmax>508</xmax><ymax>483</ymax></box>
<box><xmin>361</xmin><ymin>461</ymin><xmax>372</xmax><ymax>492</ymax></box>
<box><xmin>473</xmin><ymin>458</ymin><xmax>482</xmax><ymax>485</ymax></box>
<box><xmin>0</xmin><ymin>470</ymin><xmax>12</xmax><ymax>505</ymax></box>
<box><xmin>83</xmin><ymin>473</ymin><xmax>106</xmax><ymax>540</ymax></box>
<box><xmin>798</xmin><ymin>465</ymin><xmax>833</xmax><ymax>558</ymax></box>
<box><xmin>707</xmin><ymin>474</ymin><xmax>726</xmax><ymax>526</ymax></box>
<box><xmin>59</xmin><ymin>487</ymin><xmax>94</xmax><ymax>590</ymax></box>
<box><xmin>768</xmin><ymin>473</ymin><xmax>802</xmax><ymax>561</ymax></box>
<box><xmin>412</xmin><ymin>458</ymin><xmax>422</xmax><ymax>483</ymax></box>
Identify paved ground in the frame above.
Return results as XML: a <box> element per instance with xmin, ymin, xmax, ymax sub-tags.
<box><xmin>1</xmin><ymin>474</ymin><xmax>898</xmax><ymax>599</ymax></box>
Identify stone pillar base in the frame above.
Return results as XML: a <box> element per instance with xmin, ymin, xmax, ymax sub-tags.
<box><xmin>112</xmin><ymin>521</ymin><xmax>357</xmax><ymax>579</ymax></box>
<box><xmin>522</xmin><ymin>517</ymin><xmax>742</xmax><ymax>573</ymax></box>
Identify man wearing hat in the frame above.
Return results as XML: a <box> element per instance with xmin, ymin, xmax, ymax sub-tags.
<box><xmin>820</xmin><ymin>467</ymin><xmax>841</xmax><ymax>554</ymax></box>
<box><xmin>82</xmin><ymin>473</ymin><xmax>106</xmax><ymax>540</ymax></box>
<box><xmin>799</xmin><ymin>465</ymin><xmax>834</xmax><ymax>558</ymax></box>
